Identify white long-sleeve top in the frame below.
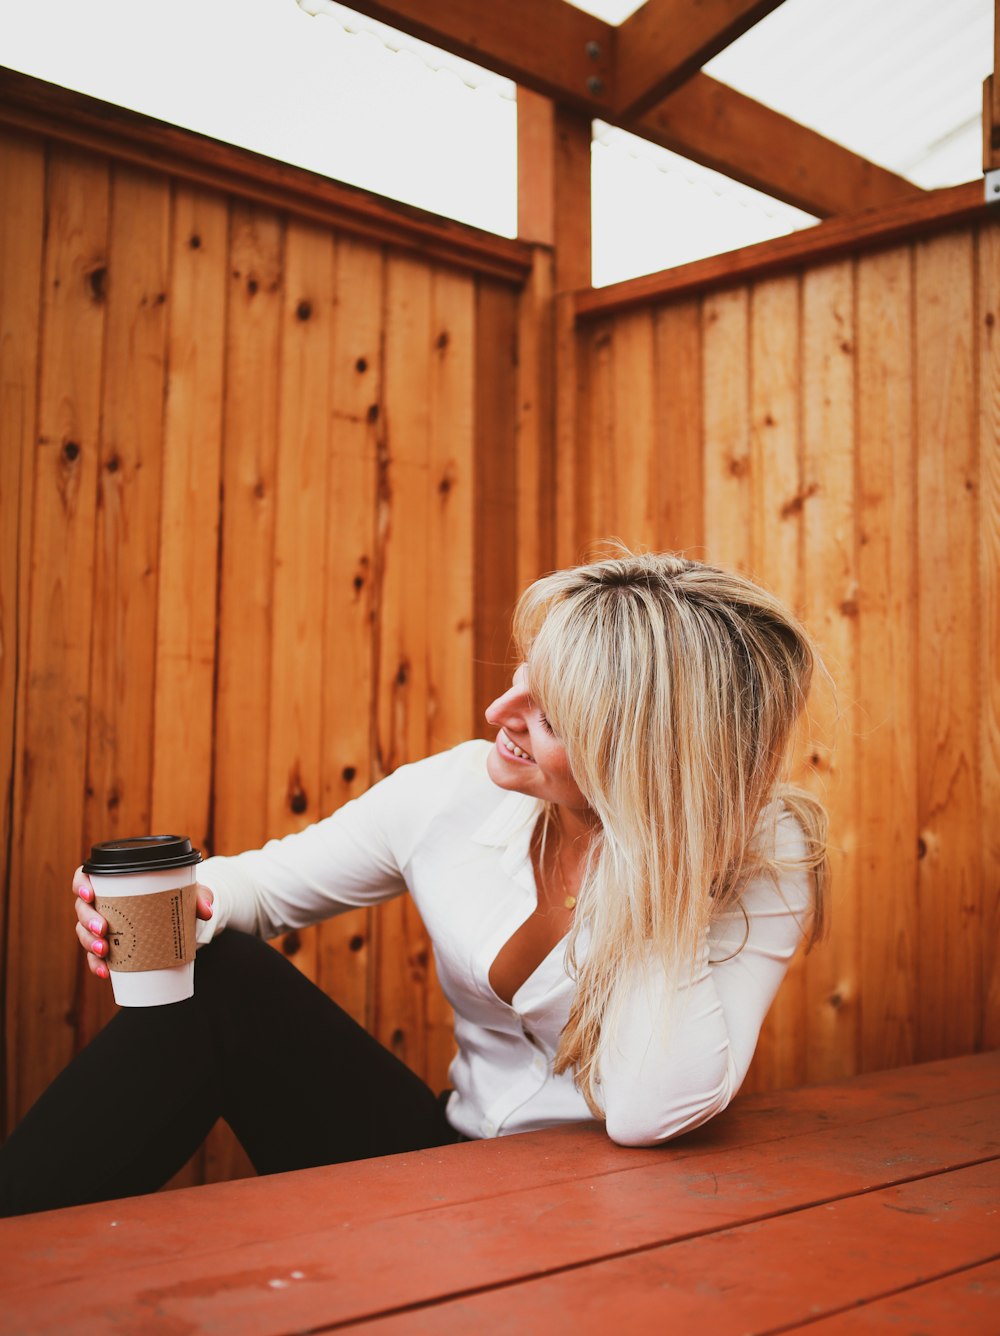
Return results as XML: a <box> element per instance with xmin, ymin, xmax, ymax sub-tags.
<box><xmin>195</xmin><ymin>740</ymin><xmax>813</xmax><ymax>1145</ymax></box>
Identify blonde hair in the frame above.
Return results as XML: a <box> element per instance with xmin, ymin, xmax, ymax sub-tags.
<box><xmin>513</xmin><ymin>549</ymin><xmax>829</xmax><ymax>1115</ymax></box>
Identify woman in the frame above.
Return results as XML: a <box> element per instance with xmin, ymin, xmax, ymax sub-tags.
<box><xmin>0</xmin><ymin>550</ymin><xmax>827</xmax><ymax>1216</ymax></box>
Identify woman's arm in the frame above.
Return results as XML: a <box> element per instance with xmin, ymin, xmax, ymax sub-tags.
<box><xmin>195</xmin><ymin>745</ymin><xmax>473</xmax><ymax>943</ymax></box>
<box><xmin>597</xmin><ymin>809</ymin><xmax>813</xmax><ymax>1146</ymax></box>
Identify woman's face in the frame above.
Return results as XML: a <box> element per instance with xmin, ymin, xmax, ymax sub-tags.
<box><xmin>484</xmin><ymin>664</ymin><xmax>591</xmax><ymax>814</ymax></box>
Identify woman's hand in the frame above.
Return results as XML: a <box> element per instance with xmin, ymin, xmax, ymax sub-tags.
<box><xmin>72</xmin><ymin>869</ymin><xmax>214</xmax><ymax>981</ymax></box>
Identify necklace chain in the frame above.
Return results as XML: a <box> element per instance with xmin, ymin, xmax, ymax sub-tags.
<box><xmin>551</xmin><ymin>815</ymin><xmax>577</xmax><ymax>911</ymax></box>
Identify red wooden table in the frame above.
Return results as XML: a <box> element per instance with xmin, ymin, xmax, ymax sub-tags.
<box><xmin>2</xmin><ymin>1052</ymin><xmax>998</xmax><ymax>1334</ymax></box>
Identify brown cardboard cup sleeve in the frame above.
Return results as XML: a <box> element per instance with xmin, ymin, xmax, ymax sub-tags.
<box><xmin>94</xmin><ymin>884</ymin><xmax>198</xmax><ymax>971</ymax></box>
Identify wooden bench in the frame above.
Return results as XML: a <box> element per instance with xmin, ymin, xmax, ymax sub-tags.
<box><xmin>2</xmin><ymin>1051</ymin><xmax>997</xmax><ymax>1333</ymax></box>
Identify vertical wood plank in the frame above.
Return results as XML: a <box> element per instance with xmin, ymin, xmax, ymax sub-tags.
<box><xmin>425</xmin><ymin>266</ymin><xmax>476</xmax><ymax>1088</ymax></box>
<box><xmin>515</xmin><ymin>248</ymin><xmax>555</xmax><ymax>593</ymax></box>
<box><xmin>551</xmin><ymin>109</ymin><xmax>591</xmax><ymax>568</ymax></box>
<box><xmin>81</xmin><ymin>163</ymin><xmax>172</xmax><ymax>1046</ymax></box>
<box><xmin>610</xmin><ymin>310</ymin><xmax>657</xmax><ymax>550</ymax></box>
<box><xmin>266</xmin><ymin>219</ymin><xmax>336</xmax><ymax>985</ymax></box>
<box><xmin>980</xmin><ymin>219</ymin><xmax>1000</xmax><ymax>1050</ymax></box>
<box><xmin>652</xmin><ymin>299</ymin><xmax>703</xmax><ymax>555</ymax></box>
<box><xmin>855</xmin><ymin>245</ymin><xmax>918</xmax><ymax>1072</ymax></box>
<box><xmin>577</xmin><ymin>319</ymin><xmax>615</xmax><ymax>547</ymax></box>
<box><xmin>5</xmin><ymin>148</ymin><xmax>109</xmax><ymax>1122</ymax></box>
<box><xmin>205</xmin><ymin>200</ymin><xmax>283</xmax><ymax>1185</ymax></box>
<box><xmin>702</xmin><ymin>287</ymin><xmax>752</xmax><ymax>573</ymax></box>
<box><xmin>151</xmin><ymin>185</ymin><xmax>227</xmax><ymax>853</ymax></box>
<box><xmin>315</xmin><ymin>235</ymin><xmax>384</xmax><ymax>1030</ymax></box>
<box><xmin>373</xmin><ymin>253</ymin><xmax>433</xmax><ymax>1077</ymax></box>
<box><xmin>800</xmin><ymin>259</ymin><xmax>859</xmax><ymax>1083</ymax></box>
<box><xmin>0</xmin><ymin>131</ymin><xmax>45</xmax><ymax>1132</ymax></box>
<box><xmin>914</xmin><ymin>229</ymin><xmax>980</xmax><ymax>1060</ymax></box>
<box><xmin>474</xmin><ymin>280</ymin><xmax>520</xmax><ymax>729</ymax></box>
<box><xmin>213</xmin><ymin>202</ymin><xmax>283</xmax><ymax>859</ymax></box>
<box><xmin>744</xmin><ymin>272</ymin><xmax>806</xmax><ymax>1093</ymax></box>
<box><xmin>150</xmin><ymin>182</ymin><xmax>228</xmax><ymax>1192</ymax></box>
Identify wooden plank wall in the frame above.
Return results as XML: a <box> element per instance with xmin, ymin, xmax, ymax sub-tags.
<box><xmin>573</xmin><ymin>218</ymin><xmax>999</xmax><ymax>1091</ymax></box>
<box><xmin>0</xmin><ymin>124</ymin><xmax>532</xmax><ymax>1184</ymax></box>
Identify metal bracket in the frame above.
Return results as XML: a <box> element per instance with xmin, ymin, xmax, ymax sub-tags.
<box><xmin>986</xmin><ymin>169</ymin><xmax>1000</xmax><ymax>204</ymax></box>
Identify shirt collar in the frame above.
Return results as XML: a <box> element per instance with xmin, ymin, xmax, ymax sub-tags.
<box><xmin>471</xmin><ymin>789</ymin><xmax>542</xmax><ymax>850</ymax></box>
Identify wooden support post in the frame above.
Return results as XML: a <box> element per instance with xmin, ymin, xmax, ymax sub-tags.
<box><xmin>517</xmin><ymin>87</ymin><xmax>591</xmax><ymax>571</ymax></box>
<box><xmin>984</xmin><ymin>0</ymin><xmax>1000</xmax><ymax>178</ymax></box>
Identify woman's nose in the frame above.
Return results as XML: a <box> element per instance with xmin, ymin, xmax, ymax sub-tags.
<box><xmin>485</xmin><ymin>682</ymin><xmax>525</xmax><ymax>727</ymax></box>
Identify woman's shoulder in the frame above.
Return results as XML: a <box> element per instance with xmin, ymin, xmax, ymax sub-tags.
<box><xmin>377</xmin><ymin>739</ymin><xmax>494</xmax><ymax>814</ymax></box>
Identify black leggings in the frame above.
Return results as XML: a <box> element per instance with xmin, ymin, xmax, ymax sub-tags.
<box><xmin>0</xmin><ymin>930</ymin><xmax>461</xmax><ymax>1217</ymax></box>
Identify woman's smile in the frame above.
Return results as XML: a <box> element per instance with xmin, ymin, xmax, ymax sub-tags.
<box><xmin>497</xmin><ymin>728</ymin><xmax>535</xmax><ymax>764</ymax></box>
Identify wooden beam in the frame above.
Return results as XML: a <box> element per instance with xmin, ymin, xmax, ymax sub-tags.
<box><xmin>337</xmin><ymin>0</ymin><xmax>616</xmax><ymax>115</ymax></box>
<box><xmin>574</xmin><ymin>181</ymin><xmax>987</xmax><ymax>322</ymax></box>
<box><xmin>614</xmin><ymin>0</ymin><xmax>788</xmax><ymax>120</ymax></box>
<box><xmin>633</xmin><ymin>74</ymin><xmax>921</xmax><ymax>218</ymax></box>
<box><xmin>331</xmin><ymin>1</ymin><xmax>917</xmax><ymax>219</ymax></box>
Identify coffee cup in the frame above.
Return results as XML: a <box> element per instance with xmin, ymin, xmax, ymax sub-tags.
<box><xmin>83</xmin><ymin>835</ymin><xmax>203</xmax><ymax>1007</ymax></box>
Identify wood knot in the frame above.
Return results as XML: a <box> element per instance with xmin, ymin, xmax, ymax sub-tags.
<box><xmin>391</xmin><ymin>1028</ymin><xmax>405</xmax><ymax>1049</ymax></box>
<box><xmin>917</xmin><ymin>836</ymin><xmax>927</xmax><ymax>860</ymax></box>
<box><xmin>62</xmin><ymin>440</ymin><xmax>80</xmax><ymax>463</ymax></box>
<box><xmin>352</xmin><ymin>573</ymin><xmax>365</xmax><ymax>593</ymax></box>
<box><xmin>355</xmin><ymin>356</ymin><xmax>368</xmax><ymax>373</ymax></box>
<box><xmin>189</xmin><ymin>234</ymin><xmax>202</xmax><ymax>249</ymax></box>
<box><xmin>247</xmin><ymin>277</ymin><xmax>259</xmax><ymax>296</ymax></box>
<box><xmin>366</xmin><ymin>403</ymin><xmax>379</xmax><ymax>424</ymax></box>
<box><xmin>282</xmin><ymin>930</ymin><xmax>302</xmax><ymax>957</ymax></box>
<box><xmin>438</xmin><ymin>474</ymin><xmax>453</xmax><ymax>495</ymax></box>
<box><xmin>395</xmin><ymin>660</ymin><xmax>409</xmax><ymax>686</ymax></box>
<box><xmin>839</xmin><ymin>598</ymin><xmax>859</xmax><ymax>618</ymax></box>
<box><xmin>780</xmin><ymin>482</ymin><xmax>819</xmax><ymax>519</ymax></box>
<box><xmin>342</xmin><ymin>765</ymin><xmax>357</xmax><ymax>782</ymax></box>
<box><xmin>289</xmin><ymin>786</ymin><xmax>308</xmax><ymax>815</ymax></box>
<box><xmin>349</xmin><ymin>933</ymin><xmax>365</xmax><ymax>952</ymax></box>
<box><xmin>828</xmin><ymin>990</ymin><xmax>844</xmax><ymax>1010</ymax></box>
<box><xmin>154</xmin><ymin>292</ymin><xmax>167</xmax><ymax>307</ymax></box>
<box><xmin>87</xmin><ymin>265</ymin><xmax>108</xmax><ymax>302</ymax></box>
<box><xmin>106</xmin><ymin>787</ymin><xmax>120</xmax><ymax>811</ymax></box>
<box><xmin>728</xmin><ymin>455</ymin><xmax>749</xmax><ymax>478</ymax></box>
<box><xmin>436</xmin><ymin>330</ymin><xmax>449</xmax><ymax>350</ymax></box>
<box><xmin>986</xmin><ymin>311</ymin><xmax>996</xmax><ymax>328</ymax></box>
<box><xmin>253</xmin><ymin>480</ymin><xmax>266</xmax><ymax>499</ymax></box>
<box><xmin>295</xmin><ymin>299</ymin><xmax>312</xmax><ymax>322</ymax></box>
<box><xmin>763</xmin><ymin>413</ymin><xmax>776</xmax><ymax>427</ymax></box>
<box><xmin>106</xmin><ymin>453</ymin><xmax>121</xmax><ymax>474</ymax></box>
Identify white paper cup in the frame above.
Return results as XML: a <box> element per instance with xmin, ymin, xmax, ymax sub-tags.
<box><xmin>84</xmin><ymin>836</ymin><xmax>202</xmax><ymax>1007</ymax></box>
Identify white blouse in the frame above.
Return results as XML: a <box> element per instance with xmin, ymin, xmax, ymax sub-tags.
<box><xmin>195</xmin><ymin>740</ymin><xmax>813</xmax><ymax>1145</ymax></box>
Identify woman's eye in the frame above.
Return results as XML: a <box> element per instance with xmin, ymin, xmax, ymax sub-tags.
<box><xmin>538</xmin><ymin>714</ymin><xmax>555</xmax><ymax>735</ymax></box>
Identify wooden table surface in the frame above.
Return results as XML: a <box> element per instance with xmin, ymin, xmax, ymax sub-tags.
<box><xmin>2</xmin><ymin>1051</ymin><xmax>998</xmax><ymax>1334</ymax></box>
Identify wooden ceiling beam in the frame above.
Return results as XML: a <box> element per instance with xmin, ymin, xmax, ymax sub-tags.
<box><xmin>337</xmin><ymin>0</ymin><xmax>616</xmax><ymax>115</ymax></box>
<box><xmin>336</xmin><ymin>0</ymin><xmax>920</xmax><ymax>219</ymax></box>
<box><xmin>633</xmin><ymin>74</ymin><xmax>921</xmax><ymax>218</ymax></box>
<box><xmin>613</xmin><ymin>0</ymin><xmax>788</xmax><ymax>120</ymax></box>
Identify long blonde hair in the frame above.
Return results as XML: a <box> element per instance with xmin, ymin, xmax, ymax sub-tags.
<box><xmin>513</xmin><ymin>550</ymin><xmax>829</xmax><ymax>1115</ymax></box>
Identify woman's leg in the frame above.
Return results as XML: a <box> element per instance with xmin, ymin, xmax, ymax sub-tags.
<box><xmin>0</xmin><ymin>930</ymin><xmax>457</xmax><ymax>1216</ymax></box>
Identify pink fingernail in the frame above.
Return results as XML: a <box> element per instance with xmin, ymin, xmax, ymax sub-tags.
<box><xmin>91</xmin><ymin>939</ymin><xmax>105</xmax><ymax>956</ymax></box>
<box><xmin>89</xmin><ymin>918</ymin><xmax>103</xmax><ymax>935</ymax></box>
<box><xmin>78</xmin><ymin>886</ymin><xmax>92</xmax><ymax>902</ymax></box>
<box><xmin>96</xmin><ymin>963</ymin><xmax>109</xmax><ymax>979</ymax></box>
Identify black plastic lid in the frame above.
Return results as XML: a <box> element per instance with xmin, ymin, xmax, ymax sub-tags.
<box><xmin>83</xmin><ymin>835</ymin><xmax>203</xmax><ymax>875</ymax></box>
